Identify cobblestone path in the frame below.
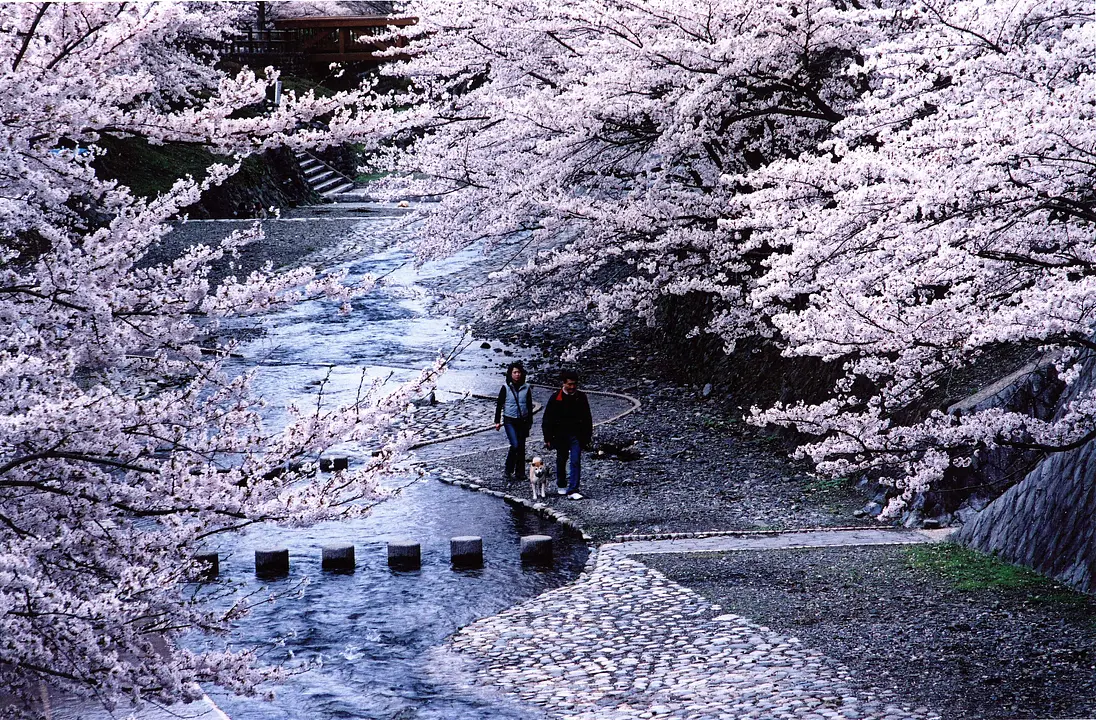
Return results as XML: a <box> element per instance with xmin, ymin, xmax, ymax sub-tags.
<box><xmin>413</xmin><ymin>386</ymin><xmax>638</xmax><ymax>462</ymax></box>
<box><xmin>421</xmin><ymin>390</ymin><xmax>942</xmax><ymax>720</ymax></box>
<box><xmin>439</xmin><ymin>546</ymin><xmax>937</xmax><ymax>720</ymax></box>
<box><xmin>401</xmin><ymin>395</ymin><xmax>497</xmax><ymax>444</ymax></box>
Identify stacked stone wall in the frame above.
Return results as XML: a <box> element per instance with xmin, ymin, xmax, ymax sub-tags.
<box><xmin>956</xmin><ymin>357</ymin><xmax>1096</xmax><ymax>593</ymax></box>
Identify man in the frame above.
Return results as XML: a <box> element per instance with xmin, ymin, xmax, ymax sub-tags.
<box><xmin>541</xmin><ymin>369</ymin><xmax>593</xmax><ymax>500</ymax></box>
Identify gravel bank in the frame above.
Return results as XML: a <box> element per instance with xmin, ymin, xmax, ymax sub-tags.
<box><xmin>440</xmin><ymin>361</ymin><xmax>1096</xmax><ymax>719</ymax></box>
<box><xmin>159</xmin><ymin>203</ymin><xmax>411</xmax><ymax>280</ymax></box>
<box><xmin>641</xmin><ymin>546</ymin><xmax>1096</xmax><ymax>720</ymax></box>
<box><xmin>429</xmin><ymin>257</ymin><xmax>1096</xmax><ymax>719</ymax></box>
<box><xmin>441</xmin><ymin>378</ymin><xmax>871</xmax><ymax>542</ymax></box>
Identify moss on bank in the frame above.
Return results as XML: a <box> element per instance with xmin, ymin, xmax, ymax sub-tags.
<box><xmin>906</xmin><ymin>543</ymin><xmax>1087</xmax><ymax>603</ymax></box>
<box><xmin>93</xmin><ymin>134</ymin><xmax>319</xmax><ymax>219</ymax></box>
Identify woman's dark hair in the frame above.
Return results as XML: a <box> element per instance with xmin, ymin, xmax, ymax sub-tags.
<box><xmin>505</xmin><ymin>362</ymin><xmax>527</xmax><ymax>384</ymax></box>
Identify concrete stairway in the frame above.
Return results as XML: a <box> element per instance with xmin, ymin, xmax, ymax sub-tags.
<box><xmin>295</xmin><ymin>150</ymin><xmax>357</xmax><ymax>197</ymax></box>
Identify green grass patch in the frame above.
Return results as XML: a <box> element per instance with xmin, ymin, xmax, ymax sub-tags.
<box><xmin>95</xmin><ymin>136</ymin><xmax>225</xmax><ymax>198</ymax></box>
<box><xmin>906</xmin><ymin>543</ymin><xmax>1075</xmax><ymax>596</ymax></box>
<box><xmin>804</xmin><ymin>475</ymin><xmax>852</xmax><ymax>494</ymax></box>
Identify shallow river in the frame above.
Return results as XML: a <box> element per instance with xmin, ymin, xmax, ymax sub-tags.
<box><xmin>178</xmin><ymin>206</ymin><xmax>588</xmax><ymax>719</ymax></box>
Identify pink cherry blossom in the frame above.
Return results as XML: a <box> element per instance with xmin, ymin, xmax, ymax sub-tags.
<box><xmin>0</xmin><ymin>3</ymin><xmax>427</xmax><ymax>713</ymax></box>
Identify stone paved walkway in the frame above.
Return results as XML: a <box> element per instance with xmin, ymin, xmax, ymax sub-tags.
<box><xmin>401</xmin><ymin>395</ymin><xmax>498</xmax><ymax>444</ymax></box>
<box><xmin>423</xmin><ymin>389</ymin><xmax>950</xmax><ymax>720</ymax></box>
<box><xmin>414</xmin><ymin>385</ymin><xmax>639</xmax><ymax>462</ymax></box>
<box><xmin>439</xmin><ymin>545</ymin><xmax>939</xmax><ymax>720</ymax></box>
<box><xmin>610</xmin><ymin>528</ymin><xmax>952</xmax><ymax>556</ymax></box>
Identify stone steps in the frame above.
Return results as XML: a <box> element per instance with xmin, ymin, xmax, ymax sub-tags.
<box><xmin>294</xmin><ymin>150</ymin><xmax>358</xmax><ymax>197</ymax></box>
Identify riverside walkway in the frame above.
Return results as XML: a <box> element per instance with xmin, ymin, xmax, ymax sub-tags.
<box><xmin>436</xmin><ymin>544</ymin><xmax>939</xmax><ymax>720</ymax></box>
<box><xmin>424</xmin><ymin>389</ymin><xmax>947</xmax><ymax>720</ymax></box>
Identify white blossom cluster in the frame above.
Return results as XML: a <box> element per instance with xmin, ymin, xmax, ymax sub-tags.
<box><xmin>384</xmin><ymin>0</ymin><xmax>1096</xmax><ymax>511</ymax></box>
<box><xmin>736</xmin><ymin>0</ymin><xmax>1096</xmax><ymax>511</ymax></box>
<box><xmin>0</xmin><ymin>2</ymin><xmax>424</xmax><ymax>715</ymax></box>
<box><xmin>378</xmin><ymin>0</ymin><xmax>870</xmax><ymax>339</ymax></box>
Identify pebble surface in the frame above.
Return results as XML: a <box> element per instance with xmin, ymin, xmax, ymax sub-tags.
<box><xmin>404</xmin><ymin>396</ymin><xmax>496</xmax><ymax>444</ymax></box>
<box><xmin>438</xmin><ymin>544</ymin><xmax>939</xmax><ymax>720</ymax></box>
<box><xmin>420</xmin><ymin>386</ymin><xmax>942</xmax><ymax>720</ymax></box>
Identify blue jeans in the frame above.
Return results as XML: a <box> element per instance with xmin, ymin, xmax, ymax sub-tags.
<box><xmin>554</xmin><ymin>436</ymin><xmax>582</xmax><ymax>493</ymax></box>
<box><xmin>503</xmin><ymin>418</ymin><xmax>529</xmax><ymax>478</ymax></box>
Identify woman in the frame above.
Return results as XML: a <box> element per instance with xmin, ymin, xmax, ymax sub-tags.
<box><xmin>494</xmin><ymin>362</ymin><xmax>534</xmax><ymax>481</ymax></box>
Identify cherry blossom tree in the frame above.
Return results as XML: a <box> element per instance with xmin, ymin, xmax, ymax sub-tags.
<box><xmin>0</xmin><ymin>2</ymin><xmax>423</xmax><ymax>715</ymax></box>
<box><xmin>387</xmin><ymin>0</ymin><xmax>1096</xmax><ymax>530</ymax></box>
<box><xmin>378</xmin><ymin>0</ymin><xmax>877</xmax><ymax>352</ymax></box>
<box><xmin>379</xmin><ymin>0</ymin><xmax>1096</xmax><ymax>589</ymax></box>
<box><xmin>735</xmin><ymin>0</ymin><xmax>1096</xmax><ymax>512</ymax></box>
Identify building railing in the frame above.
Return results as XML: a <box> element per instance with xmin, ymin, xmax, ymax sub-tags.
<box><xmin>224</xmin><ymin>15</ymin><xmax>415</xmax><ymax>66</ymax></box>
<box><xmin>228</xmin><ymin>29</ymin><xmax>298</xmax><ymax>56</ymax></box>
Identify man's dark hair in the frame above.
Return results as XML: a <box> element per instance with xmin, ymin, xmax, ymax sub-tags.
<box><xmin>560</xmin><ymin>369</ymin><xmax>579</xmax><ymax>382</ymax></box>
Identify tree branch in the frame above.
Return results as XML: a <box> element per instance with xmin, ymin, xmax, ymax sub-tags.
<box><xmin>12</xmin><ymin>3</ymin><xmax>50</xmax><ymax>72</ymax></box>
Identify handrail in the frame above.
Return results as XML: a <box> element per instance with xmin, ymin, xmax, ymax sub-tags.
<box><xmin>223</xmin><ymin>15</ymin><xmax>415</xmax><ymax>64</ymax></box>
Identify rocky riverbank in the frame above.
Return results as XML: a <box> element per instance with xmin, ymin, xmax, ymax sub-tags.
<box><xmin>419</xmin><ymin>240</ymin><xmax>1096</xmax><ymax>719</ymax></box>
<box><xmin>174</xmin><ymin>203</ymin><xmax>1096</xmax><ymax>719</ymax></box>
<box><xmin>437</xmin><ymin>349</ymin><xmax>1096</xmax><ymax>719</ymax></box>
<box><xmin>644</xmin><ymin>546</ymin><xmax>1096</xmax><ymax>720</ymax></box>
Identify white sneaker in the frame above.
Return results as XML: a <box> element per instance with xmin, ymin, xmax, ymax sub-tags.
<box><xmin>568</xmin><ymin>493</ymin><xmax>584</xmax><ymax>500</ymax></box>
<box><xmin>557</xmin><ymin>487</ymin><xmax>567</xmax><ymax>496</ymax></box>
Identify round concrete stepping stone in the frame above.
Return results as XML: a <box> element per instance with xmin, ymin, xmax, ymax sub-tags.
<box><xmin>388</xmin><ymin>540</ymin><xmax>421</xmax><ymax>570</ymax></box>
<box><xmin>520</xmin><ymin>534</ymin><xmax>553</xmax><ymax>565</ymax></box>
<box><xmin>451</xmin><ymin>536</ymin><xmax>483</xmax><ymax>569</ymax></box>
<box><xmin>193</xmin><ymin>552</ymin><xmax>219</xmax><ymax>580</ymax></box>
<box><xmin>255</xmin><ymin>548</ymin><xmax>289</xmax><ymax>577</ymax></box>
<box><xmin>321</xmin><ymin>544</ymin><xmax>355</xmax><ymax>571</ymax></box>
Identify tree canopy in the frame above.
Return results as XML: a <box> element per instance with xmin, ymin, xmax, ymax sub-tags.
<box><xmin>0</xmin><ymin>2</ymin><xmax>424</xmax><ymax>714</ymax></box>
<box><xmin>384</xmin><ymin>0</ymin><xmax>1096</xmax><ymax>512</ymax></box>
<box><xmin>6</xmin><ymin>0</ymin><xmax>1096</xmax><ymax>713</ymax></box>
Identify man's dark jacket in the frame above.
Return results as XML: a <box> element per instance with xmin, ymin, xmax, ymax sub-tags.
<box><xmin>541</xmin><ymin>389</ymin><xmax>593</xmax><ymax>448</ymax></box>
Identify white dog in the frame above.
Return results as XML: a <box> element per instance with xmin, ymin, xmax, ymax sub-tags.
<box><xmin>529</xmin><ymin>457</ymin><xmax>548</xmax><ymax>500</ymax></box>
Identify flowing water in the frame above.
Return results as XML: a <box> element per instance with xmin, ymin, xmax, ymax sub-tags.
<box><xmin>173</xmin><ymin>206</ymin><xmax>588</xmax><ymax>719</ymax></box>
<box><xmin>200</xmin><ymin>482</ymin><xmax>584</xmax><ymax>720</ymax></box>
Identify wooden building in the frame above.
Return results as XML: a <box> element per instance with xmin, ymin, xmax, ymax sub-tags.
<box><xmin>227</xmin><ymin>15</ymin><xmax>416</xmax><ymax>70</ymax></box>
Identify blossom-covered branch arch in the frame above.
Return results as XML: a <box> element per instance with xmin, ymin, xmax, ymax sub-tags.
<box><xmin>733</xmin><ymin>0</ymin><xmax>1096</xmax><ymax>510</ymax></box>
<box><xmin>0</xmin><ymin>2</ymin><xmax>419</xmax><ymax>714</ymax></box>
<box><xmin>381</xmin><ymin>0</ymin><xmax>875</xmax><ymax>347</ymax></box>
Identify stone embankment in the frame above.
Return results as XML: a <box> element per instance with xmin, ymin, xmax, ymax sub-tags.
<box><xmin>956</xmin><ymin>355</ymin><xmax>1096</xmax><ymax>593</ymax></box>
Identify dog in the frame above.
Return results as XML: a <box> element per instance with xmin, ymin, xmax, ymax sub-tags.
<box><xmin>529</xmin><ymin>457</ymin><xmax>548</xmax><ymax>500</ymax></box>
